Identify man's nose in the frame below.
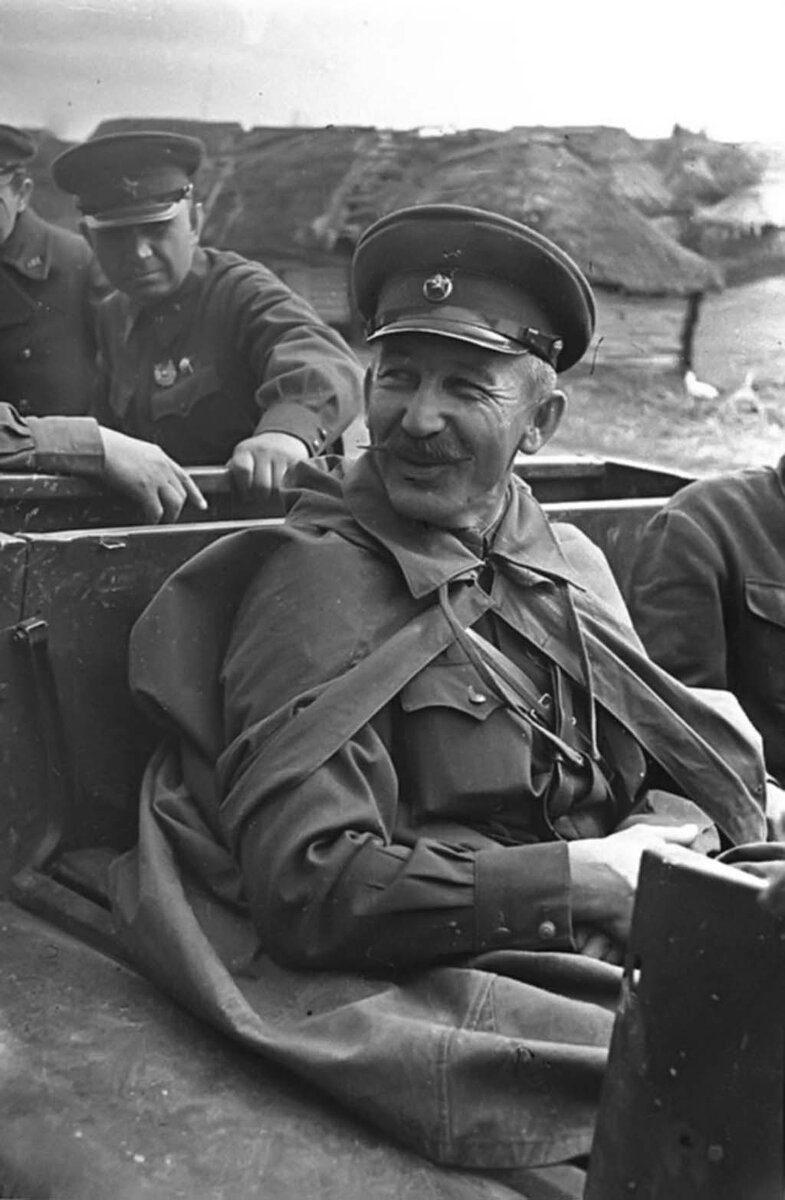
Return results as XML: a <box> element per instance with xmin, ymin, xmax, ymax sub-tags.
<box><xmin>400</xmin><ymin>385</ymin><xmax>446</xmax><ymax>436</ymax></box>
<box><xmin>127</xmin><ymin>230</ymin><xmax>154</xmax><ymax>261</ymax></box>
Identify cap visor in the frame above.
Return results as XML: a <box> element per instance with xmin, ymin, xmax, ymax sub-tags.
<box><xmin>84</xmin><ymin>200</ymin><xmax>182</xmax><ymax>229</ymax></box>
<box><xmin>366</xmin><ymin>316</ymin><xmax>526</xmax><ymax>355</ymax></box>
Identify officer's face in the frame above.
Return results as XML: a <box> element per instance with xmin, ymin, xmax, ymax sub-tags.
<box><xmin>91</xmin><ymin>202</ymin><xmax>198</xmax><ymax>303</ymax></box>
<box><xmin>0</xmin><ymin>172</ymin><xmax>31</xmax><ymax>245</ymax></box>
<box><xmin>366</xmin><ymin>334</ymin><xmax>564</xmax><ymax>532</ymax></box>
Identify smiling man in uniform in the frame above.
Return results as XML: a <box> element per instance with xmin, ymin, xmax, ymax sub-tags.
<box><xmin>107</xmin><ymin>204</ymin><xmax>771</xmax><ymax>1194</ymax></box>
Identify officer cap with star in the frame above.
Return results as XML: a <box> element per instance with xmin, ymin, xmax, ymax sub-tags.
<box><xmin>51</xmin><ymin>131</ymin><xmax>204</xmax><ymax>228</ymax></box>
<box><xmin>0</xmin><ymin>125</ymin><xmax>36</xmax><ymax>172</ymax></box>
<box><xmin>352</xmin><ymin>204</ymin><xmax>596</xmax><ymax>373</ymax></box>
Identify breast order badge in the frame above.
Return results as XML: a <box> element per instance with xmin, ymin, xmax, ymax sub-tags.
<box><xmin>153</xmin><ymin>359</ymin><xmax>178</xmax><ymax>388</ymax></box>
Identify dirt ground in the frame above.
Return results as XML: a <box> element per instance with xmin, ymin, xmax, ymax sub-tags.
<box><xmin>549</xmin><ymin>276</ymin><xmax>785</xmax><ymax>476</ymax></box>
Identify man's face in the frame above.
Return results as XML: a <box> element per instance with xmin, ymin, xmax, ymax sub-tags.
<box><xmin>0</xmin><ymin>172</ymin><xmax>30</xmax><ymax>245</ymax></box>
<box><xmin>91</xmin><ymin>201</ymin><xmax>198</xmax><ymax>304</ymax></box>
<box><xmin>366</xmin><ymin>334</ymin><xmax>563</xmax><ymax>532</ymax></box>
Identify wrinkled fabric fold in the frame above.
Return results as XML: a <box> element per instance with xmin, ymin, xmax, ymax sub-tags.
<box><xmin>110</xmin><ymin>742</ymin><xmax>616</xmax><ymax>1168</ymax></box>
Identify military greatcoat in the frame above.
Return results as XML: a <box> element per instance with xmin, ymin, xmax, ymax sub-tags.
<box><xmin>108</xmin><ymin>457</ymin><xmax>765</xmax><ymax>1175</ymax></box>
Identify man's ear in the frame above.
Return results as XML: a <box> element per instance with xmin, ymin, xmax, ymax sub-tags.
<box><xmin>518</xmin><ymin>390</ymin><xmax>567</xmax><ymax>455</ymax></box>
<box><xmin>16</xmin><ymin>177</ymin><xmax>33</xmax><ymax>213</ymax></box>
<box><xmin>362</xmin><ymin>365</ymin><xmax>374</xmax><ymax>417</ymax></box>
<box><xmin>78</xmin><ymin>217</ymin><xmax>96</xmax><ymax>249</ymax></box>
<box><xmin>190</xmin><ymin>202</ymin><xmax>205</xmax><ymax>241</ymax></box>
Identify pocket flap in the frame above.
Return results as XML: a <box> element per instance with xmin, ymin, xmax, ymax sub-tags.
<box><xmin>400</xmin><ymin>661</ymin><xmax>502</xmax><ymax>720</ymax></box>
<box><xmin>744</xmin><ymin>580</ymin><xmax>785</xmax><ymax>630</ymax></box>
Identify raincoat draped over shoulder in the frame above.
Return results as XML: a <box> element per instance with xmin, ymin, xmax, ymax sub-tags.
<box><xmin>109</xmin><ymin>455</ymin><xmax>766</xmax><ymax>1173</ymax></box>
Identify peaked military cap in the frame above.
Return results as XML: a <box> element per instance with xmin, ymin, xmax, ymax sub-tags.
<box><xmin>52</xmin><ymin>131</ymin><xmax>204</xmax><ymax>228</ymax></box>
<box><xmin>352</xmin><ymin>204</ymin><xmax>596</xmax><ymax>372</ymax></box>
<box><xmin>0</xmin><ymin>125</ymin><xmax>35</xmax><ymax>172</ymax></box>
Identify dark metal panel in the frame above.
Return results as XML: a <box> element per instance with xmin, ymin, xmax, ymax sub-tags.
<box><xmin>9</xmin><ymin>521</ymin><xmax>283</xmax><ymax>859</ymax></box>
<box><xmin>587</xmin><ymin>849</ymin><xmax>785</xmax><ymax>1199</ymax></box>
<box><xmin>0</xmin><ymin>535</ymin><xmax>33</xmax><ymax>892</ymax></box>
<box><xmin>0</xmin><ymin>458</ymin><xmax>691</xmax><ymax>531</ymax></box>
<box><xmin>0</xmin><ymin>902</ymin><xmax>519</xmax><ymax>1200</ymax></box>
<box><xmin>0</xmin><ymin>468</ymin><xmax>285</xmax><ymax>533</ymax></box>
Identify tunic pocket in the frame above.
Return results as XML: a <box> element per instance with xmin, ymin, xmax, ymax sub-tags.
<box><xmin>745</xmin><ymin>580</ymin><xmax>785</xmax><ymax>630</ymax></box>
<box><xmin>397</xmin><ymin>662</ymin><xmax>529</xmax><ymax>827</ymax></box>
<box><xmin>400</xmin><ymin>661</ymin><xmax>503</xmax><ymax>722</ymax></box>
<box><xmin>741</xmin><ymin>579</ymin><xmax>785</xmax><ymax>703</ymax></box>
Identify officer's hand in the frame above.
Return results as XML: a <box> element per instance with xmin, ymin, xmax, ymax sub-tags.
<box><xmin>573</xmin><ymin>924</ymin><xmax>625</xmax><ymax>965</ymax></box>
<box><xmin>568</xmin><ymin>822</ymin><xmax>699</xmax><ymax>946</ymax></box>
<box><xmin>228</xmin><ymin>432</ymin><xmax>309</xmax><ymax>497</ymax></box>
<box><xmin>99</xmin><ymin>427</ymin><xmax>207</xmax><ymax>524</ymax></box>
<box><xmin>765</xmin><ymin>781</ymin><xmax>785</xmax><ymax>841</ymax></box>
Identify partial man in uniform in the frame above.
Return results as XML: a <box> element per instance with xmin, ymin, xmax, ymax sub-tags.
<box><xmin>108</xmin><ymin>205</ymin><xmax>768</xmax><ymax>1196</ymax></box>
<box><xmin>629</xmin><ymin>461</ymin><xmax>785</xmax><ymax>790</ymax></box>
<box><xmin>51</xmin><ymin>130</ymin><xmax>363</xmax><ymax>499</ymax></box>
<box><xmin>0</xmin><ymin>124</ymin><xmax>103</xmax><ymax>416</ymax></box>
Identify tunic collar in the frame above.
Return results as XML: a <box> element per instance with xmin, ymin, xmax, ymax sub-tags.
<box><xmin>0</xmin><ymin>207</ymin><xmax>52</xmax><ymax>280</ymax></box>
<box><xmin>342</xmin><ymin>452</ymin><xmax>585</xmax><ymax>600</ymax></box>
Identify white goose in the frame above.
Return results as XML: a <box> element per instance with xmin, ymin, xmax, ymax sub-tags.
<box><xmin>683</xmin><ymin>369</ymin><xmax>719</xmax><ymax>404</ymax></box>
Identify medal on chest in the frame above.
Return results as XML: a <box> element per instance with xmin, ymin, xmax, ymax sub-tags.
<box><xmin>153</xmin><ymin>359</ymin><xmax>178</xmax><ymax>388</ymax></box>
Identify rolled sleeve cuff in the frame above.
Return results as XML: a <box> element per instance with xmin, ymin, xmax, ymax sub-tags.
<box><xmin>254</xmin><ymin>401</ymin><xmax>332</xmax><ymax>456</ymax></box>
<box><xmin>28</xmin><ymin>416</ymin><xmax>105</xmax><ymax>475</ymax></box>
<box><xmin>474</xmin><ymin>841</ymin><xmax>574</xmax><ymax>951</ymax></box>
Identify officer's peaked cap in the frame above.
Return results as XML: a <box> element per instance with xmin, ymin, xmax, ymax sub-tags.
<box><xmin>0</xmin><ymin>125</ymin><xmax>36</xmax><ymax>171</ymax></box>
<box><xmin>352</xmin><ymin>204</ymin><xmax>596</xmax><ymax>372</ymax></box>
<box><xmin>52</xmin><ymin>131</ymin><xmax>204</xmax><ymax>228</ymax></box>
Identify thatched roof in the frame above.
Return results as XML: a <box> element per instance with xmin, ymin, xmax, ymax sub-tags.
<box><xmin>696</xmin><ymin>183</ymin><xmax>785</xmax><ymax>231</ymax></box>
<box><xmin>379</xmin><ymin>134</ymin><xmax>722</xmax><ymax>295</ymax></box>
<box><xmin>16</xmin><ymin>119</ymin><xmax>726</xmax><ymax>295</ymax></box>
<box><xmin>203</xmin><ymin>125</ymin><xmax>387</xmax><ymax>261</ymax></box>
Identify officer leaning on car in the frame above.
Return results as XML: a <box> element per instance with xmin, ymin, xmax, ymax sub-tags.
<box><xmin>0</xmin><ymin>129</ymin><xmax>363</xmax><ymax>522</ymax></box>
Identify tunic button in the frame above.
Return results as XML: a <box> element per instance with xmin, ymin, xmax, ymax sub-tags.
<box><xmin>468</xmin><ymin>685</ymin><xmax>488</xmax><ymax>704</ymax></box>
<box><xmin>18</xmin><ymin>399</ymin><xmax>31</xmax><ymax>415</ymax></box>
<box><xmin>538</xmin><ymin>920</ymin><xmax>557</xmax><ymax>941</ymax></box>
<box><xmin>20</xmin><ymin>347</ymin><xmax>32</xmax><ymax>359</ymax></box>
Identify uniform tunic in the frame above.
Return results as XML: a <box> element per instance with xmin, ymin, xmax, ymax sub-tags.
<box><xmin>0</xmin><ymin>244</ymin><xmax>362</xmax><ymax>474</ymax></box>
<box><xmin>630</xmin><ymin>456</ymin><xmax>785</xmax><ymax>783</ymax></box>
<box><xmin>0</xmin><ymin>208</ymin><xmax>102</xmax><ymax>416</ymax></box>
<box><xmin>107</xmin><ymin>456</ymin><xmax>764</xmax><ymax>1173</ymax></box>
<box><xmin>92</xmin><ymin>246</ymin><xmax>362</xmax><ymax>464</ymax></box>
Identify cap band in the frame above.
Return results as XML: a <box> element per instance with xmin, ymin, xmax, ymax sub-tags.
<box><xmin>366</xmin><ymin>310</ymin><xmax>563</xmax><ymax>366</ymax></box>
<box><xmin>366</xmin><ymin>268</ymin><xmax>564</xmax><ymax>366</ymax></box>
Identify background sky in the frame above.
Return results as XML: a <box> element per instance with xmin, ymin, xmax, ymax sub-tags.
<box><xmin>1</xmin><ymin>0</ymin><xmax>783</xmax><ymax>144</ymax></box>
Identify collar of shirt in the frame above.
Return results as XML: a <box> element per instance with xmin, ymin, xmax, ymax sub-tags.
<box><xmin>342</xmin><ymin>452</ymin><xmax>586</xmax><ymax>600</ymax></box>
<box><xmin>0</xmin><ymin>207</ymin><xmax>52</xmax><ymax>280</ymax></box>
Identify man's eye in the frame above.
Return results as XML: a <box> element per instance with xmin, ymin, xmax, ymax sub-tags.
<box><xmin>377</xmin><ymin>368</ymin><xmax>414</xmax><ymax>386</ymax></box>
<box><xmin>450</xmin><ymin>378</ymin><xmax>490</xmax><ymax>401</ymax></box>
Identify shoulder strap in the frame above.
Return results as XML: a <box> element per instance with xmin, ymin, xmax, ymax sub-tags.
<box><xmin>218</xmin><ymin>584</ymin><xmax>492</xmax><ymax>847</ymax></box>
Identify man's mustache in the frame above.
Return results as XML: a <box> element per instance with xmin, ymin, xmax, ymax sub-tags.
<box><xmin>366</xmin><ymin>434</ymin><xmax>471</xmax><ymax>465</ymax></box>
